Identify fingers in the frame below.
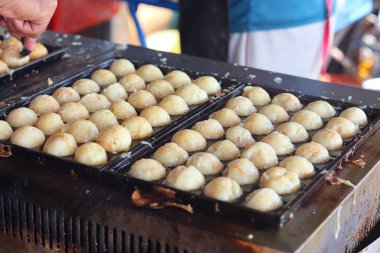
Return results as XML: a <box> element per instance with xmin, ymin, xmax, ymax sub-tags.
<box><xmin>24</xmin><ymin>37</ymin><xmax>37</xmax><ymax>51</ymax></box>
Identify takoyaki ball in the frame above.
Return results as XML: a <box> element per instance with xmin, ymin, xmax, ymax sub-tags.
<box><xmin>241</xmin><ymin>142</ymin><xmax>278</xmax><ymax>170</ymax></box>
<box><xmin>91</xmin><ymin>69</ymin><xmax>117</xmax><ymax>87</ymax></box>
<box><xmin>172</xmin><ymin>129</ymin><xmax>207</xmax><ymax>152</ymax></box>
<box><xmin>244</xmin><ymin>188</ymin><xmax>283</xmax><ymax>212</ymax></box>
<box><xmin>0</xmin><ymin>60</ymin><xmax>9</xmax><ymax>74</ymax></box>
<box><xmin>119</xmin><ymin>73</ymin><xmax>146</xmax><ymax>93</ymax></box>
<box><xmin>340</xmin><ymin>107</ymin><xmax>368</xmax><ymax>126</ymax></box>
<box><xmin>136</xmin><ymin>64</ymin><xmax>164</xmax><ymax>82</ymax></box>
<box><xmin>0</xmin><ymin>38</ymin><xmax>30</xmax><ymax>68</ymax></box>
<box><xmin>62</xmin><ymin>120</ymin><xmax>99</xmax><ymax>144</ymax></box>
<box><xmin>271</xmin><ymin>93</ymin><xmax>302</xmax><ymax>112</ymax></box>
<box><xmin>109</xmin><ymin>59</ymin><xmax>135</xmax><ymax>78</ymax></box>
<box><xmin>312</xmin><ymin>129</ymin><xmax>343</xmax><ymax>151</ymax></box>
<box><xmin>176</xmin><ymin>84</ymin><xmax>208</xmax><ymax>105</ymax></box>
<box><xmin>163</xmin><ymin>70</ymin><xmax>191</xmax><ymax>89</ymax></box>
<box><xmin>109</xmin><ymin>100</ymin><xmax>137</xmax><ymax>121</ymax></box>
<box><xmin>35</xmin><ymin>113</ymin><xmax>64</xmax><ymax>136</ymax></box>
<box><xmin>72</xmin><ymin>79</ymin><xmax>100</xmax><ymax>95</ymax></box>
<box><xmin>130</xmin><ymin>158</ymin><xmax>166</xmax><ymax>181</ymax></box>
<box><xmin>11</xmin><ymin>126</ymin><xmax>45</xmax><ymax>149</ymax></box>
<box><xmin>166</xmin><ymin>165</ymin><xmax>205</xmax><ymax>191</ymax></box>
<box><xmin>262</xmin><ymin>132</ymin><xmax>294</xmax><ymax>156</ymax></box>
<box><xmin>29</xmin><ymin>95</ymin><xmax>60</xmax><ymax>115</ymax></box>
<box><xmin>259</xmin><ymin>104</ymin><xmax>289</xmax><ymax>124</ymax></box>
<box><xmin>96</xmin><ymin>125</ymin><xmax>132</xmax><ymax>153</ymax></box>
<box><xmin>193</xmin><ymin>76</ymin><xmax>221</xmax><ymax>95</ymax></box>
<box><xmin>259</xmin><ymin>167</ymin><xmax>301</xmax><ymax>195</ymax></box>
<box><xmin>74</xmin><ymin>142</ymin><xmax>108</xmax><ymax>166</ymax></box>
<box><xmin>101</xmin><ymin>83</ymin><xmax>128</xmax><ymax>102</ymax></box>
<box><xmin>290</xmin><ymin>110</ymin><xmax>323</xmax><ymax>130</ymax></box>
<box><xmin>127</xmin><ymin>90</ymin><xmax>157</xmax><ymax>110</ymax></box>
<box><xmin>191</xmin><ymin>119</ymin><xmax>225</xmax><ymax>140</ymax></box>
<box><xmin>226</xmin><ymin>126</ymin><xmax>255</xmax><ymax>148</ymax></box>
<box><xmin>52</xmin><ymin>87</ymin><xmax>80</xmax><ymax>105</ymax></box>
<box><xmin>243</xmin><ymin>86</ymin><xmax>271</xmax><ymax>106</ymax></box>
<box><xmin>158</xmin><ymin>95</ymin><xmax>189</xmax><ymax>116</ymax></box>
<box><xmin>43</xmin><ymin>133</ymin><xmax>77</xmax><ymax>156</ymax></box>
<box><xmin>207</xmin><ymin>140</ymin><xmax>240</xmax><ymax>161</ymax></box>
<box><xmin>224</xmin><ymin>158</ymin><xmax>259</xmax><ymax>185</ymax></box>
<box><xmin>186</xmin><ymin>152</ymin><xmax>223</xmax><ymax>175</ymax></box>
<box><xmin>305</xmin><ymin>100</ymin><xmax>336</xmax><ymax>118</ymax></box>
<box><xmin>243</xmin><ymin>113</ymin><xmax>274</xmax><ymax>135</ymax></box>
<box><xmin>80</xmin><ymin>93</ymin><xmax>111</xmax><ymax>113</ymax></box>
<box><xmin>225</xmin><ymin>96</ymin><xmax>256</xmax><ymax>117</ymax></box>
<box><xmin>29</xmin><ymin>43</ymin><xmax>48</xmax><ymax>61</ymax></box>
<box><xmin>210</xmin><ymin>108</ymin><xmax>241</xmax><ymax>128</ymax></box>
<box><xmin>6</xmin><ymin>107</ymin><xmax>38</xmax><ymax>127</ymax></box>
<box><xmin>279</xmin><ymin>156</ymin><xmax>315</xmax><ymax>179</ymax></box>
<box><xmin>0</xmin><ymin>120</ymin><xmax>13</xmax><ymax>140</ymax></box>
<box><xmin>146</xmin><ymin>80</ymin><xmax>175</xmax><ymax>99</ymax></box>
<box><xmin>89</xmin><ymin>110</ymin><xmax>119</xmax><ymax>131</ymax></box>
<box><xmin>122</xmin><ymin>116</ymin><xmax>153</xmax><ymax>139</ymax></box>
<box><xmin>152</xmin><ymin>142</ymin><xmax>189</xmax><ymax>167</ymax></box>
<box><xmin>295</xmin><ymin>142</ymin><xmax>330</xmax><ymax>164</ymax></box>
<box><xmin>58</xmin><ymin>102</ymin><xmax>89</xmax><ymax>123</ymax></box>
<box><xmin>140</xmin><ymin>106</ymin><xmax>171</xmax><ymax>127</ymax></box>
<box><xmin>204</xmin><ymin>177</ymin><xmax>243</xmax><ymax>202</ymax></box>
<box><xmin>276</xmin><ymin>122</ymin><xmax>308</xmax><ymax>143</ymax></box>
<box><xmin>325</xmin><ymin>117</ymin><xmax>360</xmax><ymax>139</ymax></box>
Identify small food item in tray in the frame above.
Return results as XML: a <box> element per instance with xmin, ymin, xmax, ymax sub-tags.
<box><xmin>204</xmin><ymin>177</ymin><xmax>243</xmax><ymax>202</ymax></box>
<box><xmin>11</xmin><ymin>126</ymin><xmax>45</xmax><ymax>148</ymax></box>
<box><xmin>164</xmin><ymin>70</ymin><xmax>192</xmax><ymax>89</ymax></box>
<box><xmin>175</xmin><ymin>84</ymin><xmax>208</xmax><ymax>105</ymax></box>
<box><xmin>130</xmin><ymin>158</ymin><xmax>166</xmax><ymax>181</ymax></box>
<box><xmin>140</xmin><ymin>106</ymin><xmax>171</xmax><ymax>127</ymax></box>
<box><xmin>193</xmin><ymin>76</ymin><xmax>221</xmax><ymax>95</ymax></box>
<box><xmin>122</xmin><ymin>116</ymin><xmax>153</xmax><ymax>140</ymax></box>
<box><xmin>242</xmin><ymin>86</ymin><xmax>271</xmax><ymax>106</ymax></box>
<box><xmin>225</xmin><ymin>96</ymin><xmax>256</xmax><ymax>117</ymax></box>
<box><xmin>290</xmin><ymin>109</ymin><xmax>323</xmax><ymax>130</ymax></box>
<box><xmin>29</xmin><ymin>43</ymin><xmax>48</xmax><ymax>61</ymax></box>
<box><xmin>0</xmin><ymin>120</ymin><xmax>13</xmax><ymax>140</ymax></box>
<box><xmin>136</xmin><ymin>64</ymin><xmax>164</xmax><ymax>82</ymax></box>
<box><xmin>243</xmin><ymin>113</ymin><xmax>275</xmax><ymax>135</ymax></box>
<box><xmin>210</xmin><ymin>108</ymin><xmax>241</xmax><ymax>128</ymax></box>
<box><xmin>172</xmin><ymin>129</ymin><xmax>207</xmax><ymax>152</ymax></box>
<box><xmin>259</xmin><ymin>167</ymin><xmax>301</xmax><ymax>195</ymax></box>
<box><xmin>159</xmin><ymin>95</ymin><xmax>189</xmax><ymax>116</ymax></box>
<box><xmin>225</xmin><ymin>126</ymin><xmax>255</xmax><ymax>148</ymax></box>
<box><xmin>304</xmin><ymin>100</ymin><xmax>336</xmax><ymax>118</ymax></box>
<box><xmin>109</xmin><ymin>100</ymin><xmax>137</xmax><ymax>121</ymax></box>
<box><xmin>72</xmin><ymin>79</ymin><xmax>100</xmax><ymax>95</ymax></box>
<box><xmin>224</xmin><ymin>158</ymin><xmax>259</xmax><ymax>185</ymax></box>
<box><xmin>101</xmin><ymin>83</ymin><xmax>128</xmax><ymax>102</ymax></box>
<box><xmin>192</xmin><ymin>119</ymin><xmax>225</xmax><ymax>140</ymax></box>
<box><xmin>80</xmin><ymin>93</ymin><xmax>111</xmax><ymax>113</ymax></box>
<box><xmin>109</xmin><ymin>59</ymin><xmax>135</xmax><ymax>78</ymax></box>
<box><xmin>74</xmin><ymin>142</ymin><xmax>108</xmax><ymax>166</ymax></box>
<box><xmin>244</xmin><ymin>188</ymin><xmax>282</xmax><ymax>212</ymax></box>
<box><xmin>0</xmin><ymin>38</ymin><xmax>30</xmax><ymax>68</ymax></box>
<box><xmin>96</xmin><ymin>125</ymin><xmax>132</xmax><ymax>153</ymax></box>
<box><xmin>262</xmin><ymin>132</ymin><xmax>294</xmax><ymax>155</ymax></box>
<box><xmin>186</xmin><ymin>152</ymin><xmax>223</xmax><ymax>175</ymax></box>
<box><xmin>29</xmin><ymin>95</ymin><xmax>60</xmax><ymax>115</ymax></box>
<box><xmin>279</xmin><ymin>156</ymin><xmax>315</xmax><ymax>179</ymax></box>
<box><xmin>146</xmin><ymin>80</ymin><xmax>175</xmax><ymax>99</ymax></box>
<box><xmin>6</xmin><ymin>107</ymin><xmax>38</xmax><ymax>128</ymax></box>
<box><xmin>259</xmin><ymin>104</ymin><xmax>289</xmax><ymax>124</ymax></box>
<box><xmin>52</xmin><ymin>87</ymin><xmax>80</xmax><ymax>105</ymax></box>
<box><xmin>35</xmin><ymin>113</ymin><xmax>64</xmax><ymax>136</ymax></box>
<box><xmin>271</xmin><ymin>93</ymin><xmax>302</xmax><ymax>112</ymax></box>
<box><xmin>312</xmin><ymin>129</ymin><xmax>343</xmax><ymax>151</ymax></box>
<box><xmin>119</xmin><ymin>73</ymin><xmax>146</xmax><ymax>93</ymax></box>
<box><xmin>153</xmin><ymin>142</ymin><xmax>189</xmax><ymax>167</ymax></box>
<box><xmin>207</xmin><ymin>140</ymin><xmax>240</xmax><ymax>161</ymax></box>
<box><xmin>62</xmin><ymin>119</ymin><xmax>99</xmax><ymax>144</ymax></box>
<box><xmin>340</xmin><ymin>107</ymin><xmax>368</xmax><ymax>126</ymax></box>
<box><xmin>43</xmin><ymin>133</ymin><xmax>77</xmax><ymax>156</ymax></box>
<box><xmin>89</xmin><ymin>110</ymin><xmax>119</xmax><ymax>131</ymax></box>
<box><xmin>128</xmin><ymin>90</ymin><xmax>157</xmax><ymax>110</ymax></box>
<box><xmin>166</xmin><ymin>165</ymin><xmax>205</xmax><ymax>191</ymax></box>
<box><xmin>276</xmin><ymin>122</ymin><xmax>308</xmax><ymax>143</ymax></box>
<box><xmin>0</xmin><ymin>60</ymin><xmax>9</xmax><ymax>74</ymax></box>
<box><xmin>295</xmin><ymin>142</ymin><xmax>330</xmax><ymax>164</ymax></box>
<box><xmin>325</xmin><ymin>117</ymin><xmax>360</xmax><ymax>139</ymax></box>
<box><xmin>57</xmin><ymin>102</ymin><xmax>89</xmax><ymax>123</ymax></box>
<box><xmin>91</xmin><ymin>69</ymin><xmax>117</xmax><ymax>87</ymax></box>
<box><xmin>242</xmin><ymin>142</ymin><xmax>278</xmax><ymax>170</ymax></box>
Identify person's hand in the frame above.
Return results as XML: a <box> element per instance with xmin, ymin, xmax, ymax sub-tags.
<box><xmin>0</xmin><ymin>0</ymin><xmax>58</xmax><ymax>50</ymax></box>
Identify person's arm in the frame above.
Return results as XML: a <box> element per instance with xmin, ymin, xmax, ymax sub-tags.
<box><xmin>0</xmin><ymin>0</ymin><xmax>57</xmax><ymax>50</ymax></box>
